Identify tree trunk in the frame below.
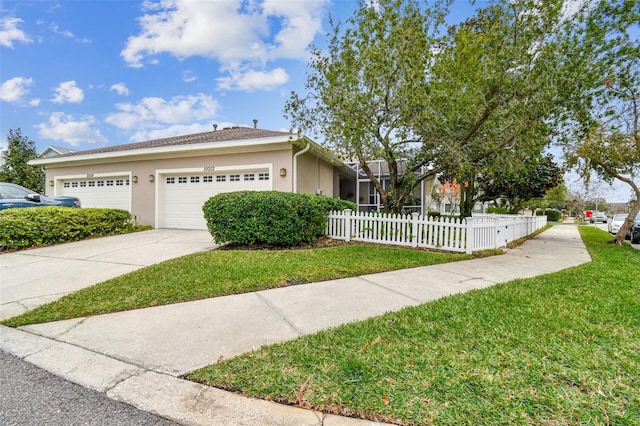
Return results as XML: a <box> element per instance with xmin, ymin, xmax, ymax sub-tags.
<box><xmin>612</xmin><ymin>199</ymin><xmax>640</xmax><ymax>245</ymax></box>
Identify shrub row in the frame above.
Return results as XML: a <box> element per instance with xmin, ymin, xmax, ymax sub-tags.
<box><xmin>536</xmin><ymin>208</ymin><xmax>562</xmax><ymax>221</ymax></box>
<box><xmin>0</xmin><ymin>207</ymin><xmax>137</xmax><ymax>251</ymax></box>
<box><xmin>203</xmin><ymin>191</ymin><xmax>356</xmax><ymax>247</ymax></box>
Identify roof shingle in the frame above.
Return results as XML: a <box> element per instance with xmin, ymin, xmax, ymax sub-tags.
<box><xmin>55</xmin><ymin>127</ymin><xmax>292</xmax><ymax>158</ymax></box>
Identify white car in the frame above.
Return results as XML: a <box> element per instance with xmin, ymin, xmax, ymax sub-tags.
<box><xmin>608</xmin><ymin>214</ymin><xmax>627</xmax><ymax>234</ymax></box>
<box><xmin>589</xmin><ymin>211</ymin><xmax>608</xmax><ymax>223</ymax></box>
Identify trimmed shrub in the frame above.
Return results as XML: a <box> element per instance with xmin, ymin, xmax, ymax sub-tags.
<box><xmin>309</xmin><ymin>196</ymin><xmax>356</xmax><ymax>214</ymax></box>
<box><xmin>543</xmin><ymin>209</ymin><xmax>562</xmax><ymax>222</ymax></box>
<box><xmin>0</xmin><ymin>207</ymin><xmax>137</xmax><ymax>251</ymax></box>
<box><xmin>203</xmin><ymin>191</ymin><xmax>352</xmax><ymax>246</ymax></box>
<box><xmin>486</xmin><ymin>206</ymin><xmax>509</xmax><ymax>214</ymax></box>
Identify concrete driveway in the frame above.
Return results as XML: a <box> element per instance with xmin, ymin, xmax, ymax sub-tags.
<box><xmin>0</xmin><ymin>230</ymin><xmax>216</xmax><ymax>320</ymax></box>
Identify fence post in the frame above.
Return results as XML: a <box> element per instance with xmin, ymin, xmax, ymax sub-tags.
<box><xmin>466</xmin><ymin>217</ymin><xmax>474</xmax><ymax>254</ymax></box>
<box><xmin>411</xmin><ymin>212</ymin><xmax>420</xmax><ymax>248</ymax></box>
<box><xmin>344</xmin><ymin>209</ymin><xmax>352</xmax><ymax>242</ymax></box>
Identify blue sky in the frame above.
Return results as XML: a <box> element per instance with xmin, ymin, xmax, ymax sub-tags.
<box><xmin>0</xmin><ymin>0</ymin><xmax>633</xmax><ymax>203</ymax></box>
<box><xmin>1</xmin><ymin>0</ymin><xmax>488</xmax><ymax>153</ymax></box>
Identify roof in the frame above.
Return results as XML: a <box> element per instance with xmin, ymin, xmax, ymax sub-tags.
<box><xmin>40</xmin><ymin>145</ymin><xmax>77</xmax><ymax>158</ymax></box>
<box><xmin>51</xmin><ymin>127</ymin><xmax>292</xmax><ymax>159</ymax></box>
<box><xmin>29</xmin><ymin>126</ymin><xmax>348</xmax><ymax>168</ymax></box>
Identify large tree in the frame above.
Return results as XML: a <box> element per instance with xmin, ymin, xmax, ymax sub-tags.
<box><xmin>416</xmin><ymin>0</ymin><xmax>571</xmax><ymax>217</ymax></box>
<box><xmin>285</xmin><ymin>0</ymin><xmax>445</xmax><ymax>213</ymax></box>
<box><xmin>558</xmin><ymin>0</ymin><xmax>640</xmax><ymax>244</ymax></box>
<box><xmin>0</xmin><ymin>129</ymin><xmax>45</xmax><ymax>193</ymax></box>
<box><xmin>477</xmin><ymin>153</ymin><xmax>563</xmax><ymax>214</ymax></box>
<box><xmin>286</xmin><ymin>0</ymin><xmax>572</xmax><ymax>216</ymax></box>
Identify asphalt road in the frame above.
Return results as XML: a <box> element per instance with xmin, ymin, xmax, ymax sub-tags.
<box><xmin>0</xmin><ymin>350</ymin><xmax>177</xmax><ymax>426</ymax></box>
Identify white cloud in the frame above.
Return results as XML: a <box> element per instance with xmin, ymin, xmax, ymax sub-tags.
<box><xmin>182</xmin><ymin>70</ymin><xmax>197</xmax><ymax>83</ymax></box>
<box><xmin>217</xmin><ymin>67</ymin><xmax>289</xmax><ymax>91</ymax></box>
<box><xmin>120</xmin><ymin>0</ymin><xmax>327</xmax><ymax>91</ymax></box>
<box><xmin>51</xmin><ymin>81</ymin><xmax>84</xmax><ymax>104</ymax></box>
<box><xmin>105</xmin><ymin>93</ymin><xmax>219</xmax><ymax>132</ymax></box>
<box><xmin>0</xmin><ymin>16</ymin><xmax>32</xmax><ymax>48</ymax></box>
<box><xmin>48</xmin><ymin>23</ymin><xmax>91</xmax><ymax>43</ymax></box>
<box><xmin>37</xmin><ymin>112</ymin><xmax>108</xmax><ymax>146</ymax></box>
<box><xmin>110</xmin><ymin>82</ymin><xmax>130</xmax><ymax>96</ymax></box>
<box><xmin>0</xmin><ymin>77</ymin><xmax>34</xmax><ymax>102</ymax></box>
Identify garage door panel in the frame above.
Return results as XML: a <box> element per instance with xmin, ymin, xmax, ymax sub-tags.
<box><xmin>161</xmin><ymin>171</ymin><xmax>270</xmax><ymax>230</ymax></box>
<box><xmin>59</xmin><ymin>177</ymin><xmax>130</xmax><ymax>210</ymax></box>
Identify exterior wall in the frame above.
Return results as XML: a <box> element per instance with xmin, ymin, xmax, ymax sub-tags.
<box><xmin>44</xmin><ymin>148</ymin><xmax>294</xmax><ymax>227</ymax></box>
<box><xmin>295</xmin><ymin>150</ymin><xmax>335</xmax><ymax>197</ymax></box>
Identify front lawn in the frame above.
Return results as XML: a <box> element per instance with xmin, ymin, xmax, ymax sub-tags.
<box><xmin>2</xmin><ymin>244</ymin><xmax>470</xmax><ymax>327</ymax></box>
<box><xmin>186</xmin><ymin>226</ymin><xmax>640</xmax><ymax>425</ymax></box>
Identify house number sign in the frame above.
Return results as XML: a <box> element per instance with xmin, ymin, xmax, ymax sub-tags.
<box><xmin>203</xmin><ymin>166</ymin><xmax>215</xmax><ymax>172</ymax></box>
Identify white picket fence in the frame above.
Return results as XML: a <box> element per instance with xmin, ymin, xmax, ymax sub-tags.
<box><xmin>325</xmin><ymin>210</ymin><xmax>547</xmax><ymax>254</ymax></box>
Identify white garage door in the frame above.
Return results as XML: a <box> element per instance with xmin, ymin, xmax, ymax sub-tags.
<box><xmin>160</xmin><ymin>169</ymin><xmax>271</xmax><ymax>230</ymax></box>
<box><xmin>58</xmin><ymin>176</ymin><xmax>131</xmax><ymax>210</ymax></box>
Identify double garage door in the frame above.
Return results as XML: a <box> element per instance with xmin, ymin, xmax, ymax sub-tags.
<box><xmin>58</xmin><ymin>175</ymin><xmax>131</xmax><ymax>210</ymax></box>
<box><xmin>160</xmin><ymin>169</ymin><xmax>271</xmax><ymax>230</ymax></box>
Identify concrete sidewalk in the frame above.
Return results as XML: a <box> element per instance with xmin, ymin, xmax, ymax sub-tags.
<box><xmin>0</xmin><ymin>224</ymin><xmax>591</xmax><ymax>425</ymax></box>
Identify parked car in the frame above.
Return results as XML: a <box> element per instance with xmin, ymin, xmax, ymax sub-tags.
<box><xmin>589</xmin><ymin>211</ymin><xmax>608</xmax><ymax>223</ymax></box>
<box><xmin>0</xmin><ymin>182</ymin><xmax>80</xmax><ymax>211</ymax></box>
<box><xmin>629</xmin><ymin>212</ymin><xmax>640</xmax><ymax>244</ymax></box>
<box><xmin>608</xmin><ymin>214</ymin><xmax>627</xmax><ymax>234</ymax></box>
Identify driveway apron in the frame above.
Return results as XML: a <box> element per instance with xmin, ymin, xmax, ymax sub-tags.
<box><xmin>0</xmin><ymin>229</ymin><xmax>216</xmax><ymax>320</ymax></box>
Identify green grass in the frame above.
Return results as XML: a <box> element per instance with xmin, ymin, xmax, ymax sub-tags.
<box><xmin>186</xmin><ymin>226</ymin><xmax>640</xmax><ymax>425</ymax></box>
<box><xmin>2</xmin><ymin>244</ymin><xmax>470</xmax><ymax>327</ymax></box>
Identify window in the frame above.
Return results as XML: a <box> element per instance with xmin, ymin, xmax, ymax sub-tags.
<box><xmin>244</xmin><ymin>173</ymin><xmax>255</xmax><ymax>181</ymax></box>
<box><xmin>64</xmin><ymin>182</ymin><xmax>70</xmax><ymax>188</ymax></box>
<box><xmin>216</xmin><ymin>175</ymin><xmax>226</xmax><ymax>182</ymax></box>
<box><xmin>230</xmin><ymin>174</ymin><xmax>240</xmax><ymax>182</ymax></box>
<box><xmin>125</xmin><ymin>179</ymin><xmax>130</xmax><ymax>186</ymax></box>
<box><xmin>190</xmin><ymin>176</ymin><xmax>200</xmax><ymax>183</ymax></box>
<box><xmin>258</xmin><ymin>173</ymin><xmax>269</xmax><ymax>181</ymax></box>
<box><xmin>203</xmin><ymin>175</ymin><xmax>213</xmax><ymax>183</ymax></box>
<box><xmin>178</xmin><ymin>177</ymin><xmax>187</xmax><ymax>184</ymax></box>
<box><xmin>72</xmin><ymin>182</ymin><xmax>78</xmax><ymax>188</ymax></box>
<box><xmin>80</xmin><ymin>181</ymin><xmax>87</xmax><ymax>187</ymax></box>
<box><xmin>88</xmin><ymin>181</ymin><xmax>95</xmax><ymax>187</ymax></box>
<box><xmin>106</xmin><ymin>180</ymin><xmax>114</xmax><ymax>186</ymax></box>
<box><xmin>97</xmin><ymin>181</ymin><xmax>105</xmax><ymax>187</ymax></box>
<box><xmin>166</xmin><ymin>177</ymin><xmax>176</xmax><ymax>184</ymax></box>
<box><xmin>116</xmin><ymin>179</ymin><xmax>124</xmax><ymax>186</ymax></box>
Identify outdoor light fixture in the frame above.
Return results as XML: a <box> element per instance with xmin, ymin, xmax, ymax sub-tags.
<box><xmin>132</xmin><ymin>175</ymin><xmax>138</xmax><ymax>183</ymax></box>
<box><xmin>148</xmin><ymin>174</ymin><xmax>155</xmax><ymax>182</ymax></box>
<box><xmin>280</xmin><ymin>168</ymin><xmax>287</xmax><ymax>177</ymax></box>
<box><xmin>48</xmin><ymin>180</ymin><xmax>54</xmax><ymax>187</ymax></box>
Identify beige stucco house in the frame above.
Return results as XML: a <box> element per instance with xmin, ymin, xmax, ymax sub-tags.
<box><xmin>31</xmin><ymin>126</ymin><xmax>356</xmax><ymax>230</ymax></box>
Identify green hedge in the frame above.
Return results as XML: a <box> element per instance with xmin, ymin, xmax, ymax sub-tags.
<box><xmin>486</xmin><ymin>206</ymin><xmax>509</xmax><ymax>214</ymax></box>
<box><xmin>203</xmin><ymin>191</ymin><xmax>355</xmax><ymax>247</ymax></box>
<box><xmin>0</xmin><ymin>207</ymin><xmax>136</xmax><ymax>251</ymax></box>
<box><xmin>536</xmin><ymin>208</ymin><xmax>562</xmax><ymax>221</ymax></box>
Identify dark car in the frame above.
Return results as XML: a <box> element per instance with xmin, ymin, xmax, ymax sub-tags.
<box><xmin>629</xmin><ymin>212</ymin><xmax>640</xmax><ymax>244</ymax></box>
<box><xmin>0</xmin><ymin>182</ymin><xmax>81</xmax><ymax>211</ymax></box>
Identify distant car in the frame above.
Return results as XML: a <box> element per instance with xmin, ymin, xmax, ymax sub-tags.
<box><xmin>608</xmin><ymin>214</ymin><xmax>627</xmax><ymax>234</ymax></box>
<box><xmin>0</xmin><ymin>182</ymin><xmax>80</xmax><ymax>211</ymax></box>
<box><xmin>589</xmin><ymin>211</ymin><xmax>608</xmax><ymax>223</ymax></box>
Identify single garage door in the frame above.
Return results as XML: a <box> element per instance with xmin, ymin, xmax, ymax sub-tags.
<box><xmin>160</xmin><ymin>169</ymin><xmax>271</xmax><ymax>230</ymax></box>
<box><xmin>58</xmin><ymin>176</ymin><xmax>131</xmax><ymax>210</ymax></box>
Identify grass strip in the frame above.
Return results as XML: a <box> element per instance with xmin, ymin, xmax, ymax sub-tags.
<box><xmin>186</xmin><ymin>226</ymin><xmax>640</xmax><ymax>425</ymax></box>
<box><xmin>2</xmin><ymin>244</ymin><xmax>470</xmax><ymax>327</ymax></box>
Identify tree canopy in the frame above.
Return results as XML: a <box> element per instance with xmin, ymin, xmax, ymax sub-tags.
<box><xmin>557</xmin><ymin>0</ymin><xmax>640</xmax><ymax>244</ymax></box>
<box><xmin>286</xmin><ymin>0</ymin><xmax>575</xmax><ymax>215</ymax></box>
<box><xmin>1</xmin><ymin>129</ymin><xmax>45</xmax><ymax>193</ymax></box>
